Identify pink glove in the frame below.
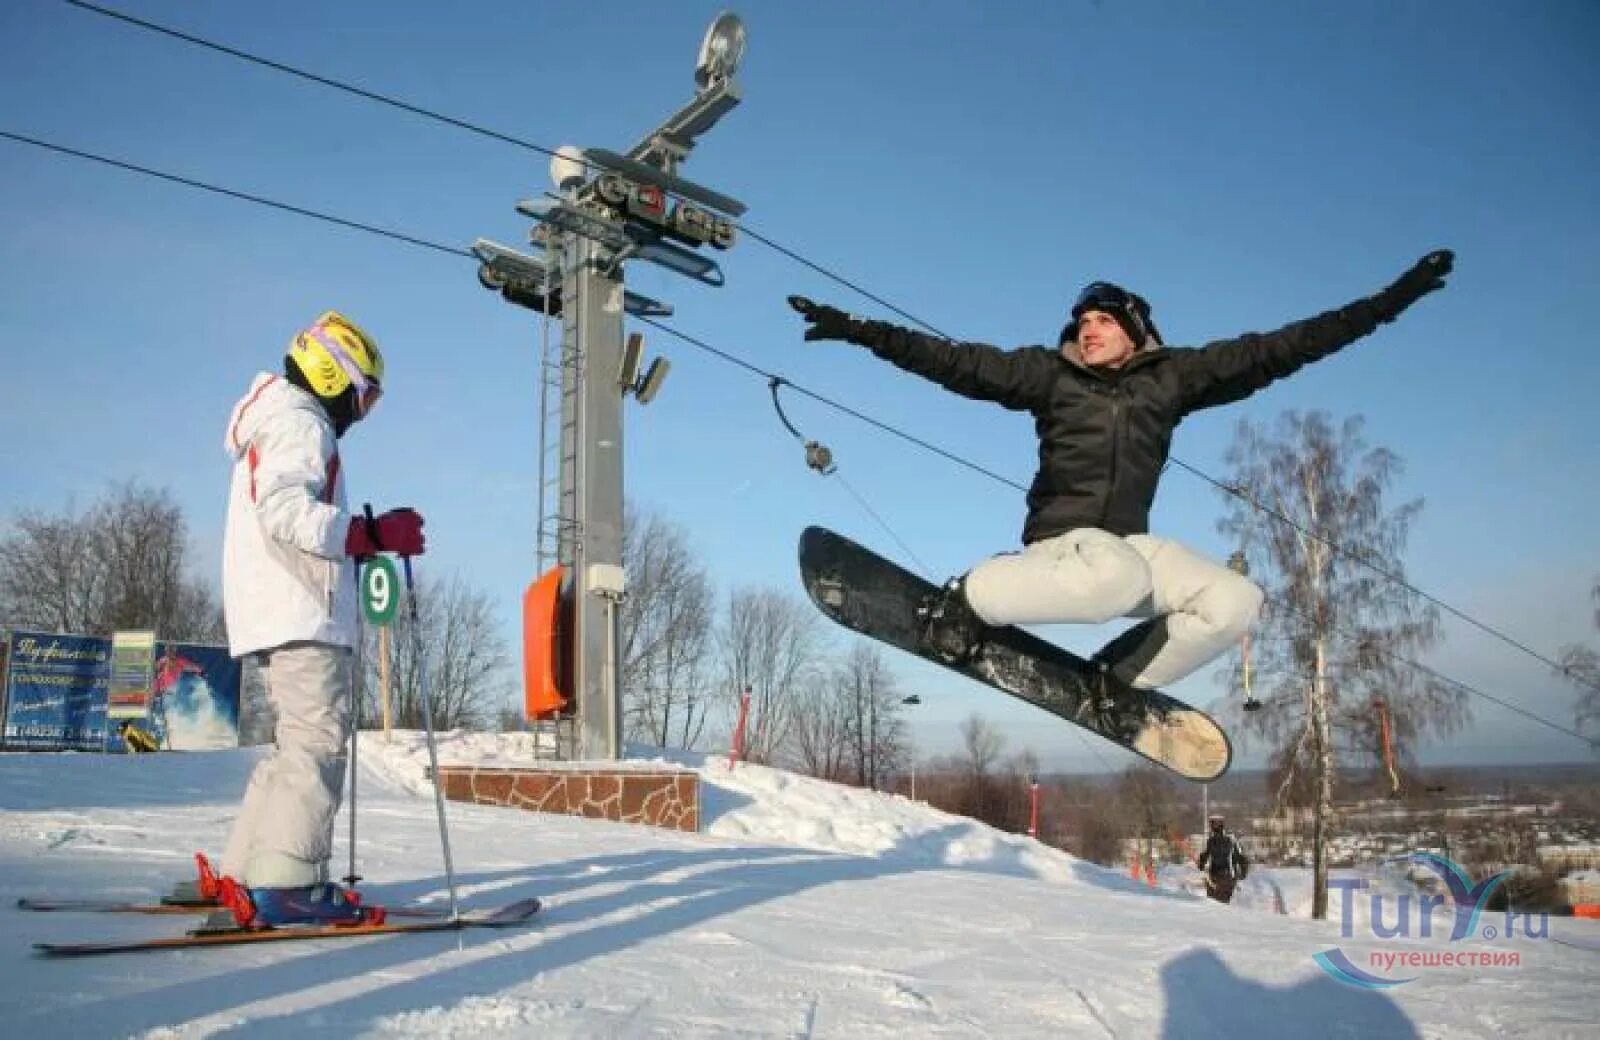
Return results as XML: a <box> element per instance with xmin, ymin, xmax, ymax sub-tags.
<box><xmin>345</xmin><ymin>508</ymin><xmax>426</xmax><ymax>558</ymax></box>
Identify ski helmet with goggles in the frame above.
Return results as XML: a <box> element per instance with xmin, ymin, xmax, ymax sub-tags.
<box><xmin>287</xmin><ymin>311</ymin><xmax>383</xmax><ymax>403</ymax></box>
<box><xmin>1059</xmin><ymin>282</ymin><xmax>1163</xmax><ymax>349</ymax></box>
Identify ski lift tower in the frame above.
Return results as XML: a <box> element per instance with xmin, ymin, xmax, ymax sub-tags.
<box><xmin>472</xmin><ymin>13</ymin><xmax>747</xmax><ymax>761</ymax></box>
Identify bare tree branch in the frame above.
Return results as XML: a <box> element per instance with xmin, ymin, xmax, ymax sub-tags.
<box><xmin>0</xmin><ymin>481</ymin><xmax>221</xmax><ymax>641</ymax></box>
<box><xmin>620</xmin><ymin>505</ymin><xmax>715</xmax><ymax>750</ymax></box>
<box><xmin>718</xmin><ymin>585</ymin><xmax>825</xmax><ymax>765</ymax></box>
<box><xmin>362</xmin><ymin>572</ymin><xmax>512</xmax><ymax>731</ymax></box>
<box><xmin>1556</xmin><ymin>577</ymin><xmax>1600</xmax><ymax>735</ymax></box>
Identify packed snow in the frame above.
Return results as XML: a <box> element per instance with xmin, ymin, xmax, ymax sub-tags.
<box><xmin>1</xmin><ymin>733</ymin><xmax>1595</xmax><ymax>1038</ymax></box>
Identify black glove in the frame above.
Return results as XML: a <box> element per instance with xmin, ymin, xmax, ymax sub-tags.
<box><xmin>788</xmin><ymin>295</ymin><xmax>855</xmax><ymax>342</ymax></box>
<box><xmin>1371</xmin><ymin>249</ymin><xmax>1454</xmax><ymax>323</ymax></box>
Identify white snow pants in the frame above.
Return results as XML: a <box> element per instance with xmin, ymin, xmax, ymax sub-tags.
<box><xmin>221</xmin><ymin>642</ymin><xmax>352</xmax><ymax>887</ymax></box>
<box><xmin>963</xmin><ymin>528</ymin><xmax>1263</xmax><ymax>689</ymax></box>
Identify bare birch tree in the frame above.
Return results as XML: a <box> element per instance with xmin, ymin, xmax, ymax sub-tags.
<box><xmin>361</xmin><ymin>571</ymin><xmax>512</xmax><ymax>731</ymax></box>
<box><xmin>0</xmin><ymin>481</ymin><xmax>221</xmax><ymax>641</ymax></box>
<box><xmin>620</xmin><ymin>506</ymin><xmax>715</xmax><ymax>750</ymax></box>
<box><xmin>1219</xmin><ymin>411</ymin><xmax>1465</xmax><ymax>918</ymax></box>
<box><xmin>719</xmin><ymin>585</ymin><xmax>824</xmax><ymax>764</ymax></box>
<box><xmin>956</xmin><ymin>713</ymin><xmax>1007</xmax><ymax>820</ymax></box>
<box><xmin>793</xmin><ymin>670</ymin><xmax>854</xmax><ymax>782</ymax></box>
<box><xmin>1556</xmin><ymin>577</ymin><xmax>1600</xmax><ymax>736</ymax></box>
<box><xmin>837</xmin><ymin>641</ymin><xmax>907</xmax><ymax>790</ymax></box>
<box><xmin>960</xmin><ymin>713</ymin><xmax>1005</xmax><ymax>780</ymax></box>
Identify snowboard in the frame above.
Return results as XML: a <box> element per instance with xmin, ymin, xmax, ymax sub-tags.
<box><xmin>798</xmin><ymin>526</ymin><xmax>1231</xmax><ymax>781</ymax></box>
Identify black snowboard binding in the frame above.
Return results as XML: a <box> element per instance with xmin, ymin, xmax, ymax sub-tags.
<box><xmin>916</xmin><ymin>575</ymin><xmax>988</xmax><ymax>664</ymax></box>
<box><xmin>1077</xmin><ymin>657</ymin><xmax>1172</xmax><ymax>736</ymax></box>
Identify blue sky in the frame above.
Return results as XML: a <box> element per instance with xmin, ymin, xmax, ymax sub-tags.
<box><xmin>1</xmin><ymin>1</ymin><xmax>1596</xmax><ymax>773</ymax></box>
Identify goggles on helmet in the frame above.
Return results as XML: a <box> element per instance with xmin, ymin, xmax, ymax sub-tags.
<box><xmin>305</xmin><ymin>324</ymin><xmax>376</xmax><ymax>397</ymax></box>
<box><xmin>1064</xmin><ymin>281</ymin><xmax>1162</xmax><ymax>347</ymax></box>
<box><xmin>355</xmin><ymin>381</ymin><xmax>384</xmax><ymax>418</ymax></box>
<box><xmin>1072</xmin><ymin>282</ymin><xmax>1137</xmax><ymax>318</ymax></box>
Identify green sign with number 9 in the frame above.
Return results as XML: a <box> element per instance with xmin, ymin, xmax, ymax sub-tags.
<box><xmin>361</xmin><ymin>557</ymin><xmax>400</xmax><ymax>625</ymax></box>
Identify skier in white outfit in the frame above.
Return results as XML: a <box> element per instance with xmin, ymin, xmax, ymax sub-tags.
<box><xmin>216</xmin><ymin>310</ymin><xmax>425</xmax><ymax>925</ymax></box>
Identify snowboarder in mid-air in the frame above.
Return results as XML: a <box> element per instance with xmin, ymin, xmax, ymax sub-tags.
<box><xmin>789</xmin><ymin>250</ymin><xmax>1453</xmax><ymax>711</ymax></box>
<box><xmin>215</xmin><ymin>310</ymin><xmax>425</xmax><ymax>926</ymax></box>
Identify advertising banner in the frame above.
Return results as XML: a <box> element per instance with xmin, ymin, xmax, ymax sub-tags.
<box><xmin>106</xmin><ymin>630</ymin><xmax>157</xmax><ymax>721</ymax></box>
<box><xmin>141</xmin><ymin>641</ymin><xmax>242</xmax><ymax>752</ymax></box>
<box><xmin>0</xmin><ymin>629</ymin><xmax>240</xmax><ymax>752</ymax></box>
<box><xmin>1</xmin><ymin>631</ymin><xmax>110</xmax><ymax>750</ymax></box>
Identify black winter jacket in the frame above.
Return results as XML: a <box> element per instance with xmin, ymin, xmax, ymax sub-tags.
<box><xmin>1198</xmin><ymin>830</ymin><xmax>1249</xmax><ymax>879</ymax></box>
<box><xmin>841</xmin><ymin>299</ymin><xmax>1386</xmax><ymax>543</ymax></box>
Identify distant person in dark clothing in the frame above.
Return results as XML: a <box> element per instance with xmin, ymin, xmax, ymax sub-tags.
<box><xmin>1198</xmin><ymin>814</ymin><xmax>1249</xmax><ymax>904</ymax></box>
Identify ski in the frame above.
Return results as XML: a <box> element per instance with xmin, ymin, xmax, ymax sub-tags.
<box><xmin>17</xmin><ymin>896</ymin><xmax>447</xmax><ymax>919</ymax></box>
<box><xmin>33</xmin><ymin>898</ymin><xmax>540</xmax><ymax>957</ymax></box>
<box><xmin>19</xmin><ymin>897</ymin><xmax>220</xmax><ymax>915</ymax></box>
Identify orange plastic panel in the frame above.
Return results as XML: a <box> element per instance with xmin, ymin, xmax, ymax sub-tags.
<box><xmin>523</xmin><ymin>566</ymin><xmax>569</xmax><ymax>720</ymax></box>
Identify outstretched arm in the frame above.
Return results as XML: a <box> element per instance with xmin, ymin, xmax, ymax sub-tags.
<box><xmin>1173</xmin><ymin>250</ymin><xmax>1454</xmax><ymax>414</ymax></box>
<box><xmin>789</xmin><ymin>296</ymin><xmax>1053</xmax><ymax>412</ymax></box>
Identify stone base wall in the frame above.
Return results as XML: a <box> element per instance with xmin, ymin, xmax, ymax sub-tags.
<box><xmin>435</xmin><ymin>766</ymin><xmax>699</xmax><ymax>833</ymax></box>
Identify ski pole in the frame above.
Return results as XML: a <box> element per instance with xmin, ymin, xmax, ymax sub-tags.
<box><xmin>400</xmin><ymin>553</ymin><xmax>460</xmax><ymax>921</ymax></box>
<box><xmin>345</xmin><ymin>596</ymin><xmax>365</xmax><ymax>887</ymax></box>
<box><xmin>344</xmin><ymin>505</ymin><xmax>380</xmax><ymax>888</ymax></box>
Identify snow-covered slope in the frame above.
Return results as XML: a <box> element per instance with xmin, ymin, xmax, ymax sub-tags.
<box><xmin>1</xmin><ymin>733</ymin><xmax>1595</xmax><ymax>1038</ymax></box>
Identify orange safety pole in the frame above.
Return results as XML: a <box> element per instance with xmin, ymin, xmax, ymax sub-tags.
<box><xmin>728</xmin><ymin>685</ymin><xmax>753</xmax><ymax>769</ymax></box>
<box><xmin>1378</xmin><ymin>699</ymin><xmax>1400</xmax><ymax>797</ymax></box>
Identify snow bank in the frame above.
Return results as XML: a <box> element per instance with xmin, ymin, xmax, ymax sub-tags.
<box><xmin>4</xmin><ymin>735</ymin><xmax>1596</xmax><ymax>1038</ymax></box>
<box><xmin>358</xmin><ymin>732</ymin><xmax>1136</xmax><ymax>891</ymax></box>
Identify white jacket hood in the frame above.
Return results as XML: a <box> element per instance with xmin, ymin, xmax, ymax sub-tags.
<box><xmin>224</xmin><ymin>373</ymin><xmax>320</xmax><ymax>461</ymax></box>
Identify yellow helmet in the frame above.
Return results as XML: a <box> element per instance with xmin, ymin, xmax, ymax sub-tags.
<box><xmin>287</xmin><ymin>310</ymin><xmax>384</xmax><ymax>399</ymax></box>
